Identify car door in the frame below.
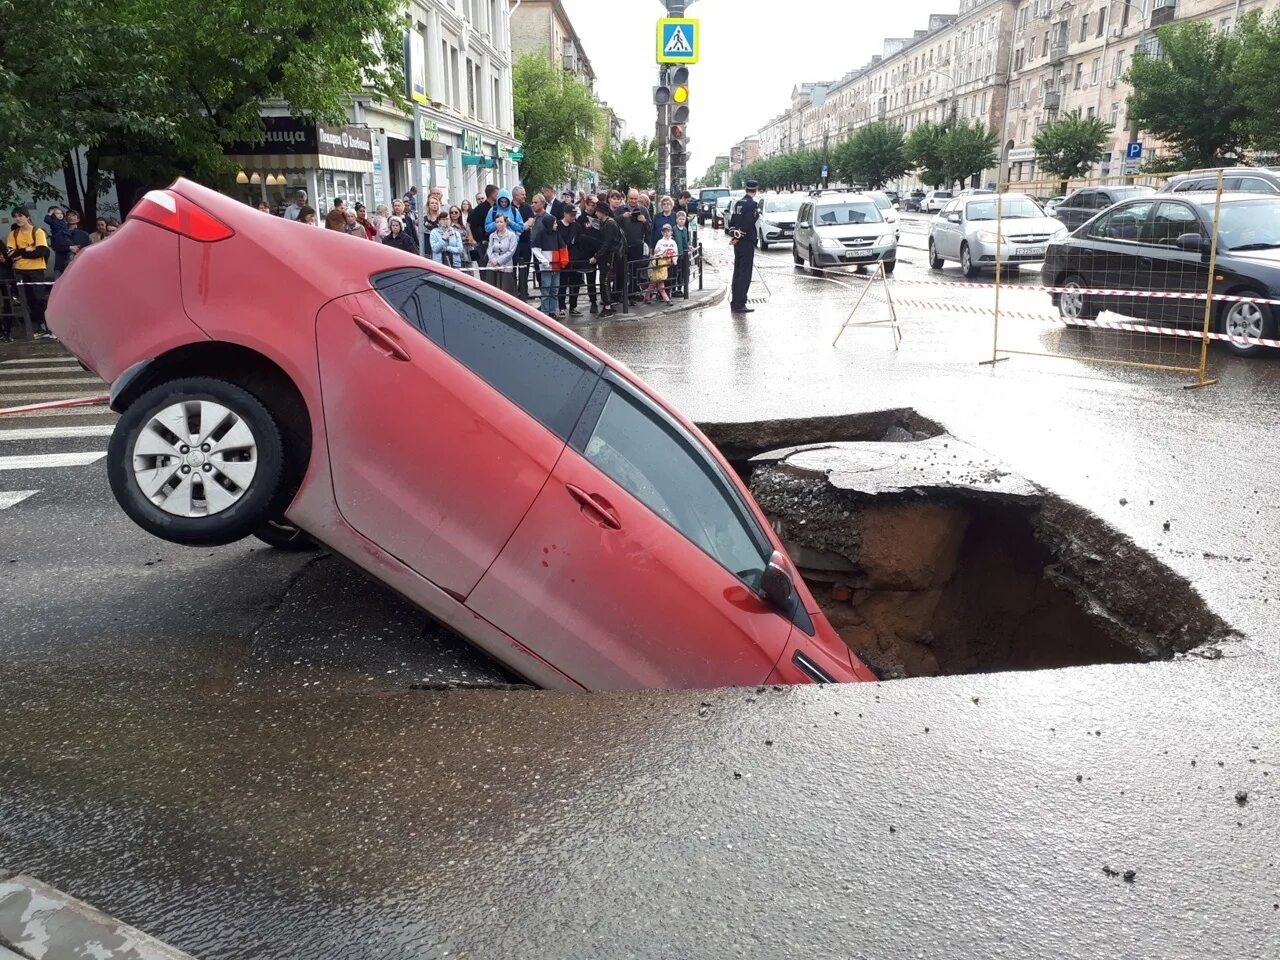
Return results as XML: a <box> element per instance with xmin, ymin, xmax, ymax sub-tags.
<box><xmin>1060</xmin><ymin>189</ymin><xmax>1098</xmax><ymax>230</ymax></box>
<box><xmin>315</xmin><ymin>269</ymin><xmax>601</xmax><ymax>597</ymax></box>
<box><xmin>468</xmin><ymin>373</ymin><xmax>796</xmax><ymax>691</ymax></box>
<box><xmin>1081</xmin><ymin>199</ymin><xmax>1156</xmax><ymax>317</ymax></box>
<box><xmin>938</xmin><ymin>199</ymin><xmax>963</xmax><ymax>257</ymax></box>
<box><xmin>1143</xmin><ymin>200</ymin><xmax>1211</xmax><ymax>325</ymax></box>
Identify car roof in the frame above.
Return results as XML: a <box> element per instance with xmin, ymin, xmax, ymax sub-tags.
<box><xmin>1167</xmin><ymin>167</ymin><xmax>1279</xmax><ymax>179</ymax></box>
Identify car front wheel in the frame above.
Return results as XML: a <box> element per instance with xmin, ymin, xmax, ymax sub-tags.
<box><xmin>928</xmin><ymin>239</ymin><xmax>944</xmax><ymax>270</ymax></box>
<box><xmin>758</xmin><ymin>233</ymin><xmax>770</xmax><ymax>251</ymax></box>
<box><xmin>792</xmin><ymin>243</ymin><xmax>804</xmax><ymax>267</ymax></box>
<box><xmin>1219</xmin><ymin>297</ymin><xmax>1275</xmax><ymax>356</ymax></box>
<box><xmin>1057</xmin><ymin>273</ymin><xmax>1098</xmax><ymax>323</ymax></box>
<box><xmin>960</xmin><ymin>242</ymin><xmax>980</xmax><ymax>278</ymax></box>
<box><xmin>108</xmin><ymin>377</ymin><xmax>287</xmax><ymax>546</ymax></box>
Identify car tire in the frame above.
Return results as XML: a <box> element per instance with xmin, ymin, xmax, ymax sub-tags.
<box><xmin>758</xmin><ymin>234</ymin><xmax>769</xmax><ymax>251</ymax></box>
<box><xmin>253</xmin><ymin>518</ymin><xmax>320</xmax><ymax>551</ymax></box>
<box><xmin>808</xmin><ymin>245</ymin><xmax>821</xmax><ymax>275</ymax></box>
<box><xmin>1057</xmin><ymin>273</ymin><xmax>1098</xmax><ymax>323</ymax></box>
<box><xmin>928</xmin><ymin>239</ymin><xmax>944</xmax><ymax>270</ymax></box>
<box><xmin>108</xmin><ymin>377</ymin><xmax>287</xmax><ymax>547</ymax></box>
<box><xmin>960</xmin><ymin>243</ymin><xmax>980</xmax><ymax>278</ymax></box>
<box><xmin>883</xmin><ymin>260</ymin><xmax>896</xmax><ymax>276</ymax></box>
<box><xmin>792</xmin><ymin>244</ymin><xmax>804</xmax><ymax>268</ymax></box>
<box><xmin>1219</xmin><ymin>294</ymin><xmax>1276</xmax><ymax>357</ymax></box>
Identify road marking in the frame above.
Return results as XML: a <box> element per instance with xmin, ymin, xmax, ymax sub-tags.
<box><xmin>0</xmin><ymin>392</ymin><xmax>106</xmax><ymax>404</ymax></box>
<box><xmin>0</xmin><ymin>366</ymin><xmax>93</xmax><ymax>376</ymax></box>
<box><xmin>0</xmin><ymin>451</ymin><xmax>106</xmax><ymax>471</ymax></box>
<box><xmin>0</xmin><ymin>378</ymin><xmax>102</xmax><ymax>388</ymax></box>
<box><xmin>0</xmin><ymin>490</ymin><xmax>37</xmax><ymax>510</ymax></box>
<box><xmin>0</xmin><ymin>425</ymin><xmax>115</xmax><ymax>441</ymax></box>
<box><xmin>0</xmin><ymin>357</ymin><xmax>80</xmax><ymax>365</ymax></box>
<box><xmin>0</xmin><ymin>407</ymin><xmax>114</xmax><ymax>419</ymax></box>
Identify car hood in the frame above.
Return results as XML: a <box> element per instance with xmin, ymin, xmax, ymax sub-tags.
<box><xmin>1225</xmin><ymin>245</ymin><xmax>1280</xmax><ymax>266</ymax></box>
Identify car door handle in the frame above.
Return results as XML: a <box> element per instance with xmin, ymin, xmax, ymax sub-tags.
<box><xmin>352</xmin><ymin>315</ymin><xmax>410</xmax><ymax>362</ymax></box>
<box><xmin>565</xmin><ymin>483</ymin><xmax>621</xmax><ymax>530</ymax></box>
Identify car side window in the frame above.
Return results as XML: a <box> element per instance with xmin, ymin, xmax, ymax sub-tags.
<box><xmin>576</xmin><ymin>384</ymin><xmax>770</xmax><ymax>590</ymax></box>
<box><xmin>1237</xmin><ymin>177</ymin><xmax>1277</xmax><ymax>194</ymax></box>
<box><xmin>1146</xmin><ymin>201</ymin><xmax>1203</xmax><ymax>246</ymax></box>
<box><xmin>391</xmin><ymin>278</ymin><xmax>601</xmax><ymax>440</ymax></box>
<box><xmin>1087</xmin><ymin>200</ymin><xmax>1155</xmax><ymax>241</ymax></box>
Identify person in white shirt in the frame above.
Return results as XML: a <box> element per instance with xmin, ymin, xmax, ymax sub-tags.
<box><xmin>285</xmin><ymin>191</ymin><xmax>307</xmax><ymax>220</ymax></box>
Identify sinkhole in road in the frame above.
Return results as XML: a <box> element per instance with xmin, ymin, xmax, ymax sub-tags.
<box><xmin>700</xmin><ymin>411</ymin><xmax>1235</xmax><ymax>680</ymax></box>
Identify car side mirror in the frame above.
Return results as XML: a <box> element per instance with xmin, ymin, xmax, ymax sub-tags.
<box><xmin>1176</xmin><ymin>232</ymin><xmax>1206</xmax><ymax>253</ymax></box>
<box><xmin>798</xmin><ymin>220</ymin><xmax>810</xmax><ymax>228</ymax></box>
<box><xmin>946</xmin><ymin>212</ymin><xmax>962</xmax><ymax>223</ymax></box>
<box><xmin>760</xmin><ymin>550</ymin><xmax>795</xmax><ymax>611</ymax></box>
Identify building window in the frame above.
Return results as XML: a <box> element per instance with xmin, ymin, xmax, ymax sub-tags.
<box><xmin>1092</xmin><ymin>57</ymin><xmax>1101</xmax><ymax>84</ymax></box>
<box><xmin>1110</xmin><ymin>101</ymin><xmax>1121</xmax><ymax>127</ymax></box>
<box><xmin>1097</xmin><ymin>8</ymin><xmax>1106</xmax><ymax>37</ymax></box>
<box><xmin>1220</xmin><ymin>17</ymin><xmax>1233</xmax><ymax>32</ymax></box>
<box><xmin>466</xmin><ymin>58</ymin><xmax>477</xmax><ymax>117</ymax></box>
<box><xmin>1074</xmin><ymin>63</ymin><xmax>1083</xmax><ymax>89</ymax></box>
<box><xmin>1080</xmin><ymin>13</ymin><xmax>1089</xmax><ymax>42</ymax></box>
<box><xmin>1113</xmin><ymin>49</ymin><xmax>1126</xmax><ymax>78</ymax></box>
<box><xmin>1087</xmin><ymin>105</ymin><xmax>1096</xmax><ymax>118</ymax></box>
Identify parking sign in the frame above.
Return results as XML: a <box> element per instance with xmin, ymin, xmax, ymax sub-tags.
<box><xmin>1126</xmin><ymin>142</ymin><xmax>1143</xmax><ymax>160</ymax></box>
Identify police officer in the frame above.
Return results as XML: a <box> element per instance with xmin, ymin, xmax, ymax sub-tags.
<box><xmin>727</xmin><ymin>179</ymin><xmax>760</xmax><ymax>314</ymax></box>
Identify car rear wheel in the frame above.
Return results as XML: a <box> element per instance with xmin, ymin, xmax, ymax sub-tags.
<box><xmin>928</xmin><ymin>239</ymin><xmax>944</xmax><ymax>270</ymax></box>
<box><xmin>1219</xmin><ymin>296</ymin><xmax>1275</xmax><ymax>357</ymax></box>
<box><xmin>960</xmin><ymin>242</ymin><xmax>980</xmax><ymax>278</ymax></box>
<box><xmin>108</xmin><ymin>377</ymin><xmax>287</xmax><ymax>547</ymax></box>
<box><xmin>1058</xmin><ymin>273</ymin><xmax>1098</xmax><ymax>323</ymax></box>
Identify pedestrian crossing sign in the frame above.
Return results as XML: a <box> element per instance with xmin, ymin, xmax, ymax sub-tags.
<box><xmin>657</xmin><ymin>18</ymin><xmax>699</xmax><ymax>64</ymax></box>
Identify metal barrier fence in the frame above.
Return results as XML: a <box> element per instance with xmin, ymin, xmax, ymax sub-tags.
<box><xmin>981</xmin><ymin>168</ymin><xmax>1279</xmax><ymax>387</ymax></box>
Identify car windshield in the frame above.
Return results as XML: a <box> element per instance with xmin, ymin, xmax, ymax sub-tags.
<box><xmin>869</xmin><ymin>194</ymin><xmax>892</xmax><ymax>210</ymax></box>
<box><xmin>765</xmin><ymin>197</ymin><xmax>801</xmax><ymax>213</ymax></box>
<box><xmin>966</xmin><ymin>197</ymin><xmax>1043</xmax><ymax>220</ymax></box>
<box><xmin>816</xmin><ymin>202</ymin><xmax>882</xmax><ymax>225</ymax></box>
<box><xmin>701</xmin><ymin>190</ymin><xmax>728</xmax><ymax>199</ymax></box>
<box><xmin>933</xmin><ymin>192</ymin><xmax>953</xmax><ymax>199</ymax></box>
<box><xmin>1217</xmin><ymin>199</ymin><xmax>1280</xmax><ymax>249</ymax></box>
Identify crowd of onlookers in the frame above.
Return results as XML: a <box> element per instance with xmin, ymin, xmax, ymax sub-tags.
<box><xmin>3</xmin><ymin>205</ymin><xmax>120</xmax><ymax>340</ymax></box>
<box><xmin>267</xmin><ymin>183</ymin><xmax>702</xmax><ymax>320</ymax></box>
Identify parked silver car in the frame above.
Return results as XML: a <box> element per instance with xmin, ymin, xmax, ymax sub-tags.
<box><xmin>928</xmin><ymin>193</ymin><xmax>1067</xmax><ymax>277</ymax></box>
<box><xmin>793</xmin><ymin>193</ymin><xmax>897</xmax><ymax>274</ymax></box>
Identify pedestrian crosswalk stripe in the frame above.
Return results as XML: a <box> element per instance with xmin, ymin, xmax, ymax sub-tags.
<box><xmin>0</xmin><ymin>425</ymin><xmax>115</xmax><ymax>441</ymax></box>
<box><xmin>0</xmin><ymin>378</ymin><xmax>102</xmax><ymax>388</ymax></box>
<box><xmin>0</xmin><ymin>452</ymin><xmax>106</xmax><ymax>471</ymax></box>
<box><xmin>0</xmin><ymin>490</ymin><xmax>37</xmax><ymax>510</ymax></box>
<box><xmin>0</xmin><ymin>357</ymin><xmax>81</xmax><ymax>365</ymax></box>
<box><xmin>0</xmin><ymin>366</ymin><xmax>93</xmax><ymax>376</ymax></box>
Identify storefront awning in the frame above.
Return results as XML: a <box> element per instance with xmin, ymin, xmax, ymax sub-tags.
<box><xmin>224</xmin><ymin>152</ymin><xmax>373</xmax><ymax>174</ymax></box>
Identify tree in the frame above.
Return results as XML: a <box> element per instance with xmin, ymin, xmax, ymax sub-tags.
<box><xmin>940</xmin><ymin>120</ymin><xmax>998</xmax><ymax>189</ymax></box>
<box><xmin>1126</xmin><ymin>19</ymin><xmax>1249</xmax><ymax>168</ymax></box>
<box><xmin>1033</xmin><ymin>111</ymin><xmax>1114</xmax><ymax>191</ymax></box>
<box><xmin>601</xmin><ymin>137</ymin><xmax>657</xmax><ymax>191</ymax></box>
<box><xmin>1</xmin><ymin>0</ymin><xmax>405</xmax><ymax>220</ymax></box>
<box><xmin>513</xmin><ymin>53</ymin><xmax>600</xmax><ymax>190</ymax></box>
<box><xmin>904</xmin><ymin>121</ymin><xmax>951</xmax><ymax>188</ymax></box>
<box><xmin>833</xmin><ymin>122</ymin><xmax>907</xmax><ymax>189</ymax></box>
<box><xmin>696</xmin><ymin>156</ymin><xmax>729</xmax><ymax>188</ymax></box>
<box><xmin>1234</xmin><ymin>10</ymin><xmax>1280</xmax><ymax>151</ymax></box>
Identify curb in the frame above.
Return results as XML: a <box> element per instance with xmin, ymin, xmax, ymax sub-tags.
<box><xmin>568</xmin><ymin>284</ymin><xmax>727</xmax><ymax>327</ymax></box>
<box><xmin>0</xmin><ymin>876</ymin><xmax>195</xmax><ymax>960</ymax></box>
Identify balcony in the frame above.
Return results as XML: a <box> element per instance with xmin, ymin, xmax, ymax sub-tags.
<box><xmin>1150</xmin><ymin>0</ymin><xmax>1177</xmax><ymax>27</ymax></box>
<box><xmin>1043</xmin><ymin>89</ymin><xmax>1061</xmax><ymax>112</ymax></box>
<box><xmin>877</xmin><ymin>98</ymin><xmax>888</xmax><ymax>120</ymax></box>
<box><xmin>1048</xmin><ymin>39</ymin><xmax>1068</xmax><ymax>63</ymax></box>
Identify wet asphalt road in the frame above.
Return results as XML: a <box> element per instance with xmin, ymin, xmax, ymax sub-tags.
<box><xmin>1</xmin><ymin>227</ymin><xmax>1277</xmax><ymax>958</ymax></box>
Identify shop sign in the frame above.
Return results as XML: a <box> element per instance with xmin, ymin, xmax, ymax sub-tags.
<box><xmin>462</xmin><ymin>130</ymin><xmax>484</xmax><ymax>155</ymax></box>
<box><xmin>1007</xmin><ymin>147</ymin><xmax>1036</xmax><ymax>163</ymax></box>
<box><xmin>316</xmin><ymin>125</ymin><xmax>373</xmax><ymax>161</ymax></box>
<box><xmin>228</xmin><ymin>117</ymin><xmax>372</xmax><ymax>162</ymax></box>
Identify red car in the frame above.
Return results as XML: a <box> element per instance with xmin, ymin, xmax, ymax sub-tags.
<box><xmin>48</xmin><ymin>180</ymin><xmax>875</xmax><ymax>691</ymax></box>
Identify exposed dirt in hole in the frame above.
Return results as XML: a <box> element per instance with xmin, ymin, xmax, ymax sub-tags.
<box><xmin>699</xmin><ymin>409</ymin><xmax>944</xmax><ymax>463</ymax></box>
<box><xmin>738</xmin><ymin>427</ymin><xmax>1236</xmax><ymax>680</ymax></box>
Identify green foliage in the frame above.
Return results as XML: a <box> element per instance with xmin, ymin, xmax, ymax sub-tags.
<box><xmin>1126</xmin><ymin>19</ymin><xmax>1249</xmax><ymax>168</ymax></box>
<box><xmin>939</xmin><ymin>120</ymin><xmax>998</xmax><ymax>189</ymax></box>
<box><xmin>1</xmin><ymin>0</ymin><xmax>405</xmax><ymax>214</ymax></box>
<box><xmin>513</xmin><ymin>53</ymin><xmax>600</xmax><ymax>190</ymax></box>
<box><xmin>735</xmin><ymin>150</ymin><xmax>823</xmax><ymax>191</ymax></box>
<box><xmin>695</xmin><ymin>156</ymin><xmax>729</xmax><ymax>188</ymax></box>
<box><xmin>904</xmin><ymin>121</ymin><xmax>951</xmax><ymax>188</ymax></box>
<box><xmin>832</xmin><ymin>122</ymin><xmax>907</xmax><ymax>189</ymax></box>
<box><xmin>1033</xmin><ymin>111</ymin><xmax>1114</xmax><ymax>187</ymax></box>
<box><xmin>601</xmin><ymin>138</ymin><xmax>657</xmax><ymax>192</ymax></box>
<box><xmin>1234</xmin><ymin>10</ymin><xmax>1280</xmax><ymax>151</ymax></box>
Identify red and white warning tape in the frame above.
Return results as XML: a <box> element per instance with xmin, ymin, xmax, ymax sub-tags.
<box><xmin>0</xmin><ymin>395</ymin><xmax>109</xmax><ymax>416</ymax></box>
<box><xmin>879</xmin><ymin>274</ymin><xmax>1280</xmax><ymax>306</ymax></box>
<box><xmin>892</xmin><ymin>298</ymin><xmax>1280</xmax><ymax>349</ymax></box>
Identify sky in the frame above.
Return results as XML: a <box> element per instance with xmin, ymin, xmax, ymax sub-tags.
<box><xmin>559</xmin><ymin>0</ymin><xmax>943</xmax><ymax>178</ymax></box>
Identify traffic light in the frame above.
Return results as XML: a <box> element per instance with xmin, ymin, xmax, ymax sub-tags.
<box><xmin>671</xmin><ymin>67</ymin><xmax>690</xmax><ymax>105</ymax></box>
<box><xmin>670</xmin><ymin>66</ymin><xmax>690</xmax><ymax>157</ymax></box>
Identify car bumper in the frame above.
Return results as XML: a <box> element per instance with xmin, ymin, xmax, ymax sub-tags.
<box><xmin>815</xmin><ymin>244</ymin><xmax>897</xmax><ymax>266</ymax></box>
<box><xmin>971</xmin><ymin>238</ymin><xmax>1058</xmax><ymax>264</ymax></box>
<box><xmin>760</xmin><ymin>225</ymin><xmax>795</xmax><ymax>242</ymax></box>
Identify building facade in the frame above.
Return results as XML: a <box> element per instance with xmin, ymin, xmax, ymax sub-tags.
<box><xmin>745</xmin><ymin>0</ymin><xmax>1278</xmax><ymax>192</ymax></box>
<box><xmin>730</xmin><ymin>136</ymin><xmax>760</xmax><ymax>176</ymax></box>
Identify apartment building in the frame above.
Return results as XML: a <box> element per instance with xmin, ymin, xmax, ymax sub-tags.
<box><xmin>730</xmin><ymin>136</ymin><xmax>761</xmax><ymax>175</ymax></box>
<box><xmin>748</xmin><ymin>0</ymin><xmax>1277</xmax><ymax>190</ymax></box>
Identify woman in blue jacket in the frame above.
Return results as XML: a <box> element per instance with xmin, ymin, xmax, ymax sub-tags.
<box><xmin>429</xmin><ymin>211</ymin><xmax>464</xmax><ymax>268</ymax></box>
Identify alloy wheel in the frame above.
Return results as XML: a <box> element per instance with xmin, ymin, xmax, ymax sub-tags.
<box><xmin>132</xmin><ymin>400</ymin><xmax>259</xmax><ymax>517</ymax></box>
<box><xmin>1224</xmin><ymin>301</ymin><xmax>1265</xmax><ymax>342</ymax></box>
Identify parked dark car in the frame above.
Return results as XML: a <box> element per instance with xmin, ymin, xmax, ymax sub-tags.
<box><xmin>1052</xmin><ymin>185</ymin><xmax>1156</xmax><ymax>231</ymax></box>
<box><xmin>1159</xmin><ymin>168</ymin><xmax>1280</xmax><ymax>195</ymax></box>
<box><xmin>1041</xmin><ymin>192</ymin><xmax>1280</xmax><ymax>355</ymax></box>
<box><xmin>902</xmin><ymin>190</ymin><xmax>926</xmax><ymax>213</ymax></box>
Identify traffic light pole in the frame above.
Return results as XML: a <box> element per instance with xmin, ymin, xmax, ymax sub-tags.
<box><xmin>660</xmin><ymin>0</ymin><xmax>687</xmax><ymax>197</ymax></box>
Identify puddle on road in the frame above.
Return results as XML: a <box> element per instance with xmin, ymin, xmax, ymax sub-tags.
<box><xmin>724</xmin><ymin>412</ymin><xmax>1236</xmax><ymax>679</ymax></box>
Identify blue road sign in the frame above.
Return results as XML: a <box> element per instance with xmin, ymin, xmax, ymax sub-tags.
<box><xmin>821</xmin><ymin>164</ymin><xmax>829</xmax><ymax>178</ymax></box>
<box><xmin>1126</xmin><ymin>142</ymin><xmax>1143</xmax><ymax>160</ymax></box>
<box><xmin>657</xmin><ymin>18</ymin><xmax>699</xmax><ymax>64</ymax></box>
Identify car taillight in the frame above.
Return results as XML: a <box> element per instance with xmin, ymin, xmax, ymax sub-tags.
<box><xmin>129</xmin><ymin>190</ymin><xmax>233</xmax><ymax>242</ymax></box>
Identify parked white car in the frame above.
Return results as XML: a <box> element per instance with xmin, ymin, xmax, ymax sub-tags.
<box><xmin>928</xmin><ymin>193</ymin><xmax>1068</xmax><ymax>277</ymax></box>
<box><xmin>923</xmin><ymin>190</ymin><xmax>954</xmax><ymax>213</ymax></box>
<box><xmin>792</xmin><ymin>192</ymin><xmax>897</xmax><ymax>274</ymax></box>
<box><xmin>756</xmin><ymin>193</ymin><xmax>804</xmax><ymax>250</ymax></box>
<box><xmin>864</xmin><ymin>191</ymin><xmax>900</xmax><ymax>236</ymax></box>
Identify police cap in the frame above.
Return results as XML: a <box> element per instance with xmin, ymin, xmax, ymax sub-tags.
<box><xmin>744</xmin><ymin>179</ymin><xmax>759</xmax><ymax>190</ymax></box>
